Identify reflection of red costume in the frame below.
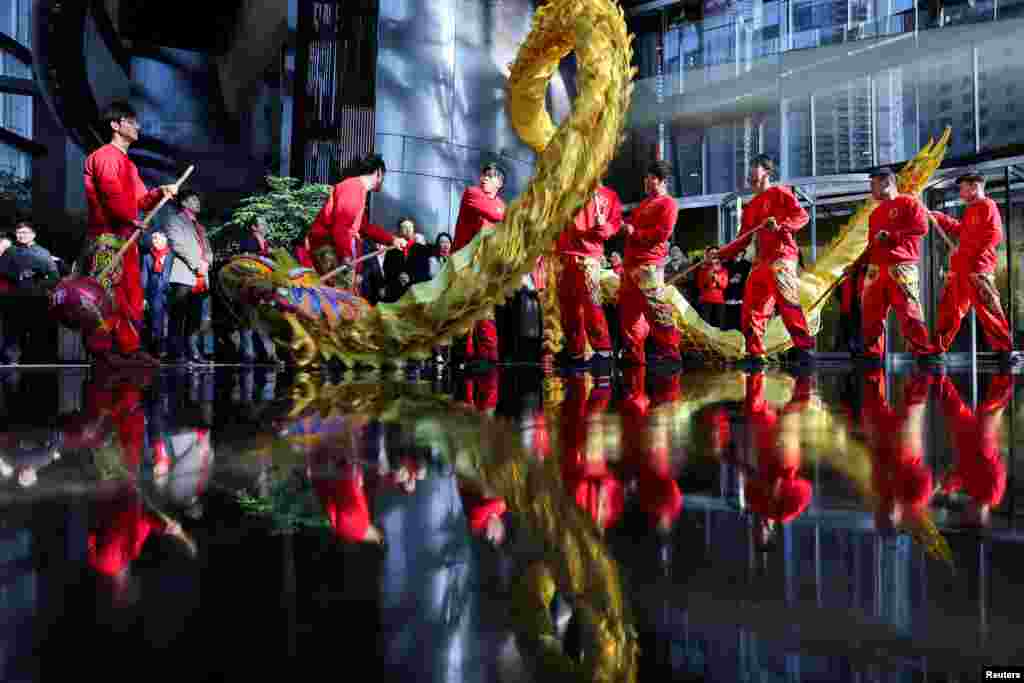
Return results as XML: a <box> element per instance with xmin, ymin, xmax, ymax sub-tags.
<box><xmin>718</xmin><ymin>186</ymin><xmax>813</xmax><ymax>357</ymax></box>
<box><xmin>454</xmin><ymin>187</ymin><xmax>506</xmax><ymax>362</ymax></box>
<box><xmin>703</xmin><ymin>406</ymin><xmax>731</xmax><ymax>453</ymax></box>
<box><xmin>83</xmin><ymin>144</ymin><xmax>163</xmax><ymax>354</ymax></box>
<box><xmin>460</xmin><ymin>368</ymin><xmax>500</xmax><ymax>414</ymax></box>
<box><xmin>618</xmin><ymin>368</ymin><xmax>685</xmax><ymax>528</ymax></box>
<box><xmin>72</xmin><ymin>379</ymin><xmax>147</xmax><ymax>473</ymax></box>
<box><xmin>556</xmin><ymin>187</ymin><xmax>622</xmax><ymax>359</ymax></box>
<box><xmin>620</xmin><ymin>195</ymin><xmax>680</xmax><ymax>364</ymax></box>
<box><xmin>311</xmin><ymin>460</ymin><xmax>374</xmax><ymax>542</ymax></box>
<box><xmin>862</xmin><ymin>196</ymin><xmax>934</xmax><ymax>358</ymax></box>
<box><xmin>88</xmin><ymin>492</ymin><xmax>169</xmax><ymax>577</ymax></box>
<box><xmin>938</xmin><ymin>374</ymin><xmax>1011</xmax><ymax>507</ymax></box>
<box><xmin>863</xmin><ymin>371</ymin><xmax>934</xmax><ymax>517</ymax></box>
<box><xmin>307</xmin><ymin>177</ymin><xmax>394</xmax><ymax>274</ymax></box>
<box><xmin>931</xmin><ymin>199</ymin><xmax>1012</xmax><ymax>352</ymax></box>
<box><xmin>743</xmin><ymin>373</ymin><xmax>812</xmax><ymax>523</ymax></box>
<box><xmin>561</xmin><ymin>376</ymin><xmax>623</xmax><ymax>530</ymax></box>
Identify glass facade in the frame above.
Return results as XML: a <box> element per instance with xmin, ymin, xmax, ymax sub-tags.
<box><xmin>617</xmin><ymin>0</ymin><xmax>1024</xmax><ymax>199</ymax></box>
<box><xmin>0</xmin><ymin>0</ymin><xmax>32</xmax><ymax>179</ymax></box>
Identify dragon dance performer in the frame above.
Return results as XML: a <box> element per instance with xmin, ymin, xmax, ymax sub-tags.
<box><xmin>862</xmin><ymin>370</ymin><xmax>935</xmax><ymax>534</ymax></box>
<box><xmin>83</xmin><ymin>101</ymin><xmax>179</xmax><ymax>366</ymax></box>
<box><xmin>858</xmin><ymin>167</ymin><xmax>938</xmax><ymax>363</ymax></box>
<box><xmin>937</xmin><ymin>373</ymin><xmax>1012</xmax><ymax>527</ymax></box>
<box><xmin>555</xmin><ymin>182</ymin><xmax>622</xmax><ymax>375</ymax></box>
<box><xmin>306</xmin><ymin>153</ymin><xmax>408</xmax><ymax>288</ymax></box>
<box><xmin>619</xmin><ymin>160</ymin><xmax>681</xmax><ymax>366</ymax></box>
<box><xmin>742</xmin><ymin>371</ymin><xmax>813</xmax><ymax>551</ymax></box>
<box><xmin>929</xmin><ymin>169</ymin><xmax>1016</xmax><ymax>364</ymax></box>
<box><xmin>453</xmin><ymin>163</ymin><xmax>507</xmax><ymax>368</ymax></box>
<box><xmin>710</xmin><ymin>154</ymin><xmax>814</xmax><ymax>365</ymax></box>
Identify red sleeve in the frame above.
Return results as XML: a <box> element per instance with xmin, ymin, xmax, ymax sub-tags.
<box><xmin>134</xmin><ymin>166</ymin><xmax>162</xmax><ymax>213</ymax></box>
<box><xmin>359</xmin><ymin>219</ymin><xmax>396</xmax><ymax>247</ymax></box>
<box><xmin>309</xmin><ymin>185</ymin><xmax>336</xmax><ymax>237</ymax></box>
<box><xmin>774</xmin><ymin>187</ymin><xmax>809</xmax><ymax>232</ymax></box>
<box><xmin>929</xmin><ymin>209</ymin><xmax>962</xmax><ymax>239</ymax></box>
<box><xmin>631</xmin><ymin>198</ymin><xmax>676</xmax><ymax>248</ymax></box>
<box><xmin>93</xmin><ymin>153</ymin><xmax>144</xmax><ymax>226</ymax></box>
<box><xmin>717</xmin><ymin>209</ymin><xmax>756</xmax><ymax>261</ymax></box>
<box><xmin>596</xmin><ymin>190</ymin><xmax>624</xmax><ymax>239</ymax></box>
<box><xmin>466</xmin><ymin>497</ymin><xmax>507</xmax><ymax>534</ymax></box>
<box><xmin>463</xmin><ymin>187</ymin><xmax>505</xmax><ymax>224</ymax></box>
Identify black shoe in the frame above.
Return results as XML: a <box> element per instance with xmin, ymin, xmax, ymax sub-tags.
<box><xmin>917</xmin><ymin>353</ymin><xmax>946</xmax><ymax>365</ymax></box>
<box><xmin>737</xmin><ymin>354</ymin><xmax>767</xmax><ymax>370</ymax></box>
<box><xmin>1000</xmin><ymin>351</ymin><xmax>1024</xmax><ymax>369</ymax></box>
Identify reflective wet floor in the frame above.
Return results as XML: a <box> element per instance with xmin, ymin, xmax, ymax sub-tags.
<box><xmin>1</xmin><ymin>364</ymin><xmax>1023</xmax><ymax>681</ymax></box>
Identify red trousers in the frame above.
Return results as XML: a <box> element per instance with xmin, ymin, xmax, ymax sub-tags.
<box><xmin>862</xmin><ymin>263</ymin><xmax>934</xmax><ymax>358</ymax></box>
<box><xmin>619</xmin><ymin>264</ymin><xmax>681</xmax><ymax>364</ymax></box>
<box><xmin>741</xmin><ymin>260</ymin><xmax>814</xmax><ymax>356</ymax></box>
<box><xmin>86</xmin><ymin>240</ymin><xmax>143</xmax><ymax>354</ymax></box>
<box><xmin>935</xmin><ymin>269</ymin><xmax>1012</xmax><ymax>352</ymax></box>
<box><xmin>558</xmin><ymin>255</ymin><xmax>611</xmax><ymax>359</ymax></box>
<box><xmin>463</xmin><ymin>314</ymin><xmax>498</xmax><ymax>362</ymax></box>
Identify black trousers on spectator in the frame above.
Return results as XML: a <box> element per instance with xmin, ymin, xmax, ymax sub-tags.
<box><xmin>168</xmin><ymin>284</ymin><xmax>207</xmax><ymax>360</ymax></box>
<box><xmin>699</xmin><ymin>302</ymin><xmax>727</xmax><ymax>330</ymax></box>
<box><xmin>0</xmin><ymin>289</ymin><xmax>54</xmax><ymax>363</ymax></box>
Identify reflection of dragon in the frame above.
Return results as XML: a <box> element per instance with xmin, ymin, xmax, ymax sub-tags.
<box><xmin>220</xmin><ymin>0</ymin><xmax>635</xmax><ymax>367</ymax></box>
<box><xmin>248</xmin><ymin>373</ymin><xmax>639</xmax><ymax>682</ymax></box>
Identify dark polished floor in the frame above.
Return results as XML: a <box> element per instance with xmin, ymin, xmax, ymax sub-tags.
<box><xmin>1</xmin><ymin>362</ymin><xmax>1023</xmax><ymax>682</ymax></box>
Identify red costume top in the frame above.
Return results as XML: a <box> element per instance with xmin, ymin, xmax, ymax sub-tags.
<box><xmin>84</xmin><ymin>144</ymin><xmax>164</xmax><ymax>239</ymax></box>
<box><xmin>307</xmin><ymin>177</ymin><xmax>395</xmax><ymax>262</ymax></box>
<box><xmin>452</xmin><ymin>186</ymin><xmax>506</xmax><ymax>252</ymax></box>
<box><xmin>697</xmin><ymin>263</ymin><xmax>728</xmax><ymax>304</ymax></box>
<box><xmin>867</xmin><ymin>195</ymin><xmax>929</xmax><ymax>266</ymax></box>
<box><xmin>312</xmin><ymin>462</ymin><xmax>373</xmax><ymax>542</ymax></box>
<box><xmin>88</xmin><ymin>493</ymin><xmax>169</xmax><ymax>577</ymax></box>
<box><xmin>743</xmin><ymin>373</ymin><xmax>813</xmax><ymax>523</ymax></box>
<box><xmin>718</xmin><ymin>186</ymin><xmax>807</xmax><ymax>263</ymax></box>
<box><xmin>457</xmin><ymin>488</ymin><xmax>509</xmax><ymax>535</ymax></box>
<box><xmin>938</xmin><ymin>375</ymin><xmax>1011</xmax><ymax>507</ymax></box>
<box><xmin>930</xmin><ymin>198</ymin><xmax>1003</xmax><ymax>274</ymax></box>
<box><xmin>623</xmin><ymin>194</ymin><xmax>677</xmax><ymax>267</ymax></box>
<box><xmin>556</xmin><ymin>186</ymin><xmax>623</xmax><ymax>259</ymax></box>
<box><xmin>612</xmin><ymin>263</ymin><xmax>624</xmax><ymax>277</ymax></box>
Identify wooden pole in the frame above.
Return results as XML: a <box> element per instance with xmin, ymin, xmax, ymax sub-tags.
<box><xmin>320</xmin><ymin>245</ymin><xmax>396</xmax><ymax>283</ymax></box>
<box><xmin>96</xmin><ymin>165</ymin><xmax>195</xmax><ymax>282</ymax></box>
<box><xmin>666</xmin><ymin>221</ymin><xmax>773</xmax><ymax>288</ymax></box>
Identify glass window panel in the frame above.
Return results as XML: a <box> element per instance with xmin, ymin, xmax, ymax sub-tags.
<box><xmin>813</xmin><ymin>76</ymin><xmax>874</xmax><ymax>175</ymax></box>
<box><xmin>668</xmin><ymin>124</ymin><xmax>703</xmax><ymax>197</ymax></box>
<box><xmin>978</xmin><ymin>35</ymin><xmax>1024</xmax><ymax>151</ymax></box>
<box><xmin>917</xmin><ymin>48</ymin><xmax>975</xmax><ymax>157</ymax></box>
<box><xmin>782</xmin><ymin>96</ymin><xmax>812</xmax><ymax>178</ymax></box>
<box><xmin>706</xmin><ymin>124</ymin><xmax>738</xmax><ymax>194</ymax></box>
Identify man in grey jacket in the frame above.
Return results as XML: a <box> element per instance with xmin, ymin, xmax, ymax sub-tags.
<box><xmin>164</xmin><ymin>191</ymin><xmax>214</xmax><ymax>364</ymax></box>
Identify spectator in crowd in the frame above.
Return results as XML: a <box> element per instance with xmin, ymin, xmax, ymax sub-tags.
<box><xmin>239</xmin><ymin>216</ymin><xmax>273</xmax><ymax>257</ymax></box>
<box><xmin>361</xmin><ymin>240</ymin><xmax>388</xmax><ymax>305</ymax></box>
<box><xmin>723</xmin><ymin>244</ymin><xmax>754</xmax><ymax>331</ymax></box>
<box><xmin>237</xmin><ymin>218</ymin><xmax>279</xmax><ymax>363</ymax></box>
<box><xmin>697</xmin><ymin>246</ymin><xmax>729</xmax><ymax>328</ymax></box>
<box><xmin>0</xmin><ymin>222</ymin><xmax>58</xmax><ymax>364</ymax></box>
<box><xmin>165</xmin><ymin>191</ymin><xmax>214</xmax><ymax>365</ymax></box>
<box><xmin>0</xmin><ymin>233</ymin><xmax>12</xmax><ymax>362</ymax></box>
<box><xmin>428</xmin><ymin>232</ymin><xmax>452</xmax><ymax>279</ymax></box>
<box><xmin>664</xmin><ymin>245</ymin><xmax>687</xmax><ymax>280</ymax></box>
<box><xmin>383</xmin><ymin>217</ymin><xmax>430</xmax><ymax>302</ymax></box>
<box><xmin>140</xmin><ymin>231</ymin><xmax>173</xmax><ymax>359</ymax></box>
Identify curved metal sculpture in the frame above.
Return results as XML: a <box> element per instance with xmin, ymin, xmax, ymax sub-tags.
<box><xmin>220</xmin><ymin>0</ymin><xmax>635</xmax><ymax>366</ymax></box>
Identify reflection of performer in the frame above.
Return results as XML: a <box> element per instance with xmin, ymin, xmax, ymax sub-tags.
<box><xmin>561</xmin><ymin>375</ymin><xmax>623</xmax><ymax>532</ymax></box>
<box><xmin>555</xmin><ymin>184</ymin><xmax>622</xmax><ymax>373</ymax></box>
<box><xmin>938</xmin><ymin>374</ymin><xmax>1012</xmax><ymax>527</ymax></box>
<box><xmin>83</xmin><ymin>101</ymin><xmax>177</xmax><ymax>366</ymax></box>
<box><xmin>619</xmin><ymin>161</ymin><xmax>680</xmax><ymax>365</ymax></box>
<box><xmin>309</xmin><ymin>457</ymin><xmax>383</xmax><ymax>544</ymax></box>
<box><xmin>714</xmin><ymin>155</ymin><xmax>813</xmax><ymax>364</ymax></box>
<box><xmin>458</xmin><ymin>367</ymin><xmax>500</xmax><ymax>417</ymax></box>
<box><xmin>860</xmin><ymin>168</ymin><xmax>936</xmax><ymax>362</ymax></box>
<box><xmin>863</xmin><ymin>370</ymin><xmax>934</xmax><ymax>533</ymax></box>
<box><xmin>306</xmin><ymin>154</ymin><xmax>406</xmax><ymax>286</ymax></box>
<box><xmin>929</xmin><ymin>170</ymin><xmax>1014</xmax><ymax>360</ymax></box>
<box><xmin>619</xmin><ymin>367</ymin><xmax>684</xmax><ymax>533</ymax></box>
<box><xmin>743</xmin><ymin>372</ymin><xmax>813</xmax><ymax>549</ymax></box>
<box><xmin>453</xmin><ymin>164</ymin><xmax>507</xmax><ymax>367</ymax></box>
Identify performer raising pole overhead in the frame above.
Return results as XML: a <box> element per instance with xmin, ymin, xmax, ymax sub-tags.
<box><xmin>84</xmin><ymin>101</ymin><xmax>180</xmax><ymax>367</ymax></box>
<box><xmin>709</xmin><ymin>154</ymin><xmax>814</xmax><ymax>366</ymax></box>
<box><xmin>555</xmin><ymin>181</ymin><xmax>623</xmax><ymax>376</ymax></box>
<box><xmin>453</xmin><ymin>163</ymin><xmax>507</xmax><ymax>370</ymax></box>
<box><xmin>929</xmin><ymin>169</ymin><xmax>1018</xmax><ymax>366</ymax></box>
<box><xmin>858</xmin><ymin>167</ymin><xmax>938</xmax><ymax>364</ymax></box>
<box><xmin>306</xmin><ymin>153</ymin><xmax>408</xmax><ymax>290</ymax></box>
<box><xmin>619</xmin><ymin>160</ymin><xmax>681</xmax><ymax>366</ymax></box>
